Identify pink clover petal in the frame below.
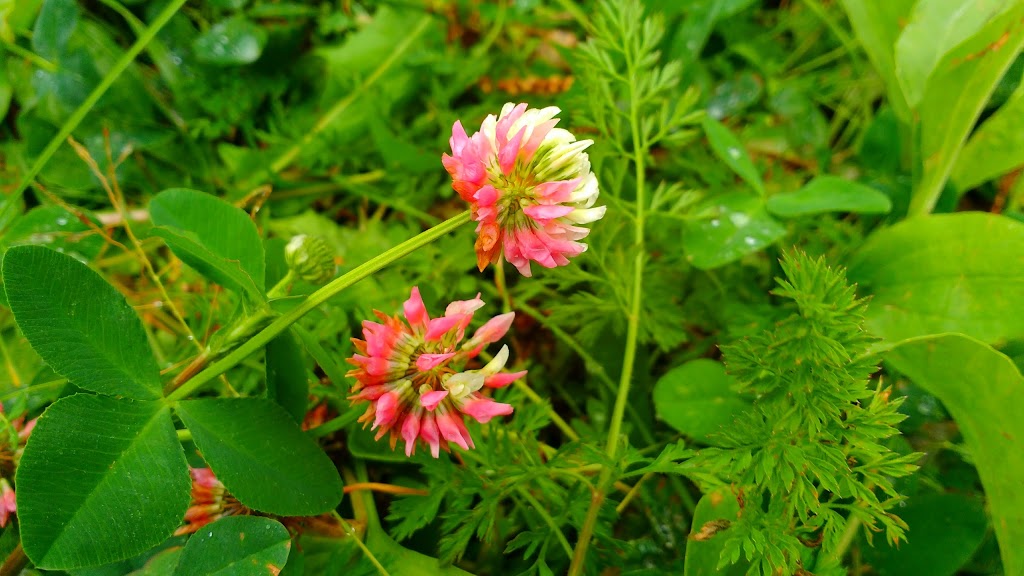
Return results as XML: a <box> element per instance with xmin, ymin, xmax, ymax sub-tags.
<box><xmin>403</xmin><ymin>287</ymin><xmax>430</xmax><ymax>328</ymax></box>
<box><xmin>500</xmin><ymin>126</ymin><xmax>527</xmax><ymax>175</ymax></box>
<box><xmin>449</xmin><ymin>121</ymin><xmax>470</xmax><ymax>154</ymax></box>
<box><xmin>470</xmin><ymin>312</ymin><xmax>515</xmax><ymax>345</ymax></box>
<box><xmin>416</xmin><ymin>353</ymin><xmax>455</xmax><ymax>372</ymax></box>
<box><xmin>18</xmin><ymin>418</ymin><xmax>37</xmax><ymax>441</ymax></box>
<box><xmin>495</xmin><ymin>103</ymin><xmax>527</xmax><ymax>145</ymax></box>
<box><xmin>461</xmin><ymin>398</ymin><xmax>514</xmax><ymax>423</ymax></box>
<box><xmin>473</xmin><ymin>185</ymin><xmax>499</xmax><ymax>206</ymax></box>
<box><xmin>436</xmin><ymin>411</ymin><xmax>470</xmax><ymax>450</ymax></box>
<box><xmin>533</xmin><ymin>179</ymin><xmax>581</xmax><ymax>203</ymax></box>
<box><xmin>373</xmin><ymin>391</ymin><xmax>401</xmax><ymax>429</ymax></box>
<box><xmin>445</xmin><ymin>294</ymin><xmax>485</xmax><ymax>316</ymax></box>
<box><xmin>454</xmin><ymin>417</ymin><xmax>475</xmax><ymax>449</ymax></box>
<box><xmin>484</xmin><ymin>370</ymin><xmax>528</xmax><ymax>388</ymax></box>
<box><xmin>521</xmin><ymin>118</ymin><xmax>559</xmax><ymax>161</ymax></box>
<box><xmin>522</xmin><ymin>204</ymin><xmax>576</xmax><ymax>222</ymax></box>
<box><xmin>190</xmin><ymin>468</ymin><xmax>220</xmax><ymax>489</ymax></box>
<box><xmin>420</xmin><ymin>390</ymin><xmax>450</xmax><ymax>411</ymax></box>
<box><xmin>425</xmin><ymin>315</ymin><xmax>464</xmax><ymax>341</ymax></box>
<box><xmin>420</xmin><ymin>414</ymin><xmax>441</xmax><ymax>458</ymax></box>
<box><xmin>401</xmin><ymin>415</ymin><xmax>421</xmax><ymax>457</ymax></box>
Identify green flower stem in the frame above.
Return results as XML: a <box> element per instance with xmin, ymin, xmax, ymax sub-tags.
<box><xmin>0</xmin><ymin>0</ymin><xmax>188</xmax><ymax>225</ymax></box>
<box><xmin>333</xmin><ymin>510</ymin><xmax>391</xmax><ymax>576</ymax></box>
<box><xmin>306</xmin><ymin>408</ymin><xmax>361</xmax><ymax>438</ymax></box>
<box><xmin>240</xmin><ymin>14</ymin><xmax>433</xmax><ymax>191</ymax></box>
<box><xmin>568</xmin><ymin>36</ymin><xmax>649</xmax><ymax>575</ymax></box>
<box><xmin>1</xmin><ymin>42</ymin><xmax>57</xmax><ymax>72</ymax></box>
<box><xmin>165</xmin><ymin>211</ymin><xmax>472</xmax><ymax>403</ymax></box>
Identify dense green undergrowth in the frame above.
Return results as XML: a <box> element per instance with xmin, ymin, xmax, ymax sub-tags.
<box><xmin>0</xmin><ymin>0</ymin><xmax>1023</xmax><ymax>575</ymax></box>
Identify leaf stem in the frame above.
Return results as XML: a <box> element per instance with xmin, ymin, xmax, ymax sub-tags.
<box><xmin>568</xmin><ymin>24</ymin><xmax>649</xmax><ymax>573</ymax></box>
<box><xmin>166</xmin><ymin>211</ymin><xmax>471</xmax><ymax>402</ymax></box>
<box><xmin>0</xmin><ymin>0</ymin><xmax>188</xmax><ymax>224</ymax></box>
<box><xmin>333</xmin><ymin>510</ymin><xmax>392</xmax><ymax>576</ymax></box>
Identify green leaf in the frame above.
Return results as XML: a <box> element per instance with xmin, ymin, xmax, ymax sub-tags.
<box><xmin>895</xmin><ymin>0</ymin><xmax>1015</xmax><ymax>107</ymax></box>
<box><xmin>347</xmin><ymin>422</ymin><xmax>412</xmax><ymax>463</ymax></box>
<box><xmin>885</xmin><ymin>334</ymin><xmax>1024</xmax><ymax>576</ymax></box>
<box><xmin>0</xmin><ymin>204</ymin><xmax>105</xmax><ymax>260</ymax></box>
<box><xmin>653</xmin><ymin>359</ymin><xmax>750</xmax><ymax>445</ymax></box>
<box><xmin>912</xmin><ymin>4</ymin><xmax>1024</xmax><ymax>215</ymax></box>
<box><xmin>862</xmin><ymin>492</ymin><xmax>987</xmax><ymax>576</ymax></box>
<box><xmin>766</xmin><ymin>176</ymin><xmax>892</xmax><ymax>217</ymax></box>
<box><xmin>952</xmin><ymin>71</ymin><xmax>1024</xmax><ymax>190</ymax></box>
<box><xmin>192</xmin><ymin>17</ymin><xmax>267</xmax><ymax>66</ymax></box>
<box><xmin>265</xmin><ymin>329</ymin><xmax>310</xmax><ymax>423</ymax></box>
<box><xmin>683</xmin><ymin>489</ymin><xmax>748</xmax><ymax>576</ymax></box>
<box><xmin>684</xmin><ymin>193</ymin><xmax>785</xmax><ymax>270</ymax></box>
<box><xmin>175</xmin><ymin>398</ymin><xmax>343</xmax><ymax>516</ymax></box>
<box><xmin>17</xmin><ymin>395</ymin><xmax>189</xmax><ymax>570</ymax></box>
<box><xmin>149</xmin><ymin>188</ymin><xmax>265</xmax><ymax>300</ymax></box>
<box><xmin>3</xmin><ymin>245</ymin><xmax>162</xmax><ymax>399</ymax></box>
<box><xmin>366</xmin><ymin>523</ymin><xmax>474</xmax><ymax>576</ymax></box>
<box><xmin>838</xmin><ymin>0</ymin><xmax>915</xmax><ymax>121</ymax></box>
<box><xmin>173</xmin><ymin>516</ymin><xmax>290</xmax><ymax>576</ymax></box>
<box><xmin>847</xmin><ymin>212</ymin><xmax>1024</xmax><ymax>344</ymax></box>
<box><xmin>702</xmin><ymin>117</ymin><xmax>764</xmax><ymax>196</ymax></box>
<box><xmin>31</xmin><ymin>0</ymin><xmax>78</xmax><ymax>59</ymax></box>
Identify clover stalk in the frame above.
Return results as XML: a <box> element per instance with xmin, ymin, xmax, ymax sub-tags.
<box><xmin>166</xmin><ymin>211</ymin><xmax>471</xmax><ymax>402</ymax></box>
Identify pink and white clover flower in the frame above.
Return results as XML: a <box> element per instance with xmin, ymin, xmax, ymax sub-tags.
<box><xmin>346</xmin><ymin>287</ymin><xmax>525</xmax><ymax>457</ymax></box>
<box><xmin>443</xmin><ymin>102</ymin><xmax>605</xmax><ymax>277</ymax></box>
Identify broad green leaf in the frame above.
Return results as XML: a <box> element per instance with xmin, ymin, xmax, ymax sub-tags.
<box><xmin>952</xmin><ymin>70</ymin><xmax>1024</xmax><ymax>190</ymax></box>
<box><xmin>684</xmin><ymin>193</ymin><xmax>785</xmax><ymax>270</ymax></box>
<box><xmin>0</xmin><ymin>205</ymin><xmax>105</xmax><ymax>260</ymax></box>
<box><xmin>173</xmin><ymin>516</ymin><xmax>290</xmax><ymax>576</ymax></box>
<box><xmin>192</xmin><ymin>17</ymin><xmax>267</xmax><ymax>66</ymax></box>
<box><xmin>847</xmin><ymin>212</ymin><xmax>1024</xmax><ymax>344</ymax></box>
<box><xmin>265</xmin><ymin>329</ymin><xmax>310</xmax><ymax>423</ymax></box>
<box><xmin>702</xmin><ymin>117</ymin><xmax>764</xmax><ymax>196</ymax></box>
<box><xmin>31</xmin><ymin>0</ymin><xmax>78</xmax><ymax>59</ymax></box>
<box><xmin>862</xmin><ymin>492</ymin><xmax>987</xmax><ymax>576</ymax></box>
<box><xmin>17</xmin><ymin>395</ymin><xmax>189</xmax><ymax>570</ymax></box>
<box><xmin>895</xmin><ymin>0</ymin><xmax>1015</xmax><ymax>107</ymax></box>
<box><xmin>3</xmin><ymin>245</ymin><xmax>162</xmax><ymax>399</ymax></box>
<box><xmin>838</xmin><ymin>0</ymin><xmax>915</xmax><ymax>121</ymax></box>
<box><xmin>912</xmin><ymin>4</ymin><xmax>1024</xmax><ymax>215</ymax></box>
<box><xmin>885</xmin><ymin>334</ymin><xmax>1024</xmax><ymax>576</ymax></box>
<box><xmin>653</xmin><ymin>359</ymin><xmax>749</xmax><ymax>445</ymax></box>
<box><xmin>766</xmin><ymin>176</ymin><xmax>892</xmax><ymax>217</ymax></box>
<box><xmin>175</xmin><ymin>398</ymin><xmax>343</xmax><ymax>516</ymax></box>
<box><xmin>683</xmin><ymin>489</ymin><xmax>748</xmax><ymax>576</ymax></box>
<box><xmin>149</xmin><ymin>188</ymin><xmax>265</xmax><ymax>300</ymax></box>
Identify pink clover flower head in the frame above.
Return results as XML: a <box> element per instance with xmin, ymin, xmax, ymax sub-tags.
<box><xmin>346</xmin><ymin>288</ymin><xmax>525</xmax><ymax>458</ymax></box>
<box><xmin>443</xmin><ymin>102</ymin><xmax>606</xmax><ymax>277</ymax></box>
<box><xmin>175</xmin><ymin>468</ymin><xmax>249</xmax><ymax>536</ymax></box>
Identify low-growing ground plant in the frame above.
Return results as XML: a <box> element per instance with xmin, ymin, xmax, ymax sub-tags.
<box><xmin>0</xmin><ymin>0</ymin><xmax>1022</xmax><ymax>575</ymax></box>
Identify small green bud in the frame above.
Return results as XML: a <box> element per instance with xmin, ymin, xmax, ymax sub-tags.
<box><xmin>285</xmin><ymin>234</ymin><xmax>336</xmax><ymax>285</ymax></box>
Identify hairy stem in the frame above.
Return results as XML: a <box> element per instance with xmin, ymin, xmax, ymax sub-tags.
<box><xmin>166</xmin><ymin>211</ymin><xmax>471</xmax><ymax>402</ymax></box>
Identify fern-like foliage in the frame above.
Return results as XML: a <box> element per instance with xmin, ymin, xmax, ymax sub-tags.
<box><xmin>684</xmin><ymin>251</ymin><xmax>919</xmax><ymax>576</ymax></box>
